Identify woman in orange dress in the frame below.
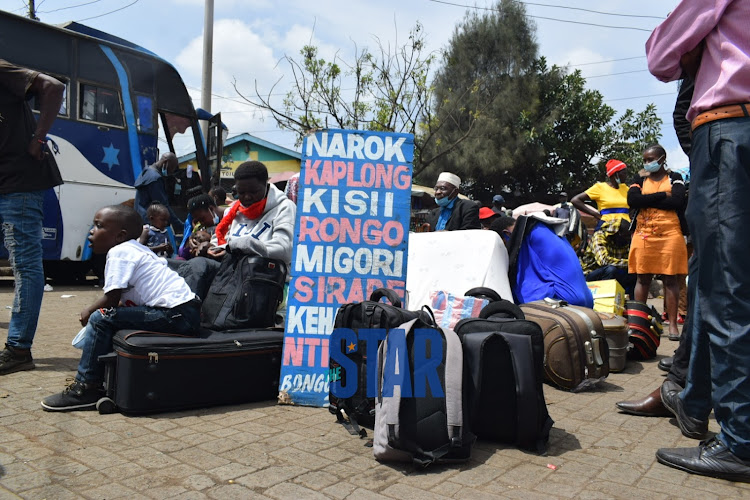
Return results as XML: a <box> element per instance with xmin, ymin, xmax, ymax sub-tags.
<box><xmin>628</xmin><ymin>144</ymin><xmax>688</xmax><ymax>340</ymax></box>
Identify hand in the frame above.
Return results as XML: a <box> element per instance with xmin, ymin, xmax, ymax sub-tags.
<box><xmin>79</xmin><ymin>308</ymin><xmax>92</xmax><ymax>327</ymax></box>
<box><xmin>206</xmin><ymin>247</ymin><xmax>226</xmax><ymax>260</ymax></box>
<box><xmin>681</xmin><ymin>42</ymin><xmax>703</xmax><ymax>78</ymax></box>
<box><xmin>27</xmin><ymin>139</ymin><xmax>45</xmax><ymax>161</ymax></box>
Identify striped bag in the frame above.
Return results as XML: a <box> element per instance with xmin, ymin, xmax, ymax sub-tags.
<box><xmin>625</xmin><ymin>300</ymin><xmax>663</xmax><ymax>360</ymax></box>
<box><xmin>430</xmin><ymin>291</ymin><xmax>489</xmax><ymax>329</ymax></box>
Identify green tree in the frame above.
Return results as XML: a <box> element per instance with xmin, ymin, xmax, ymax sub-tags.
<box><xmin>516</xmin><ymin>59</ymin><xmax>617</xmax><ymax>195</ymax></box>
<box><xmin>421</xmin><ymin>0</ymin><xmax>539</xmax><ymax>186</ymax></box>
<box><xmin>234</xmin><ymin>23</ymin><xmax>480</xmax><ymax>172</ymax></box>
<box><xmin>599</xmin><ymin>104</ymin><xmax>663</xmax><ymax>180</ymax></box>
<box><xmin>424</xmin><ymin>0</ymin><xmax>662</xmax><ymax>202</ymax></box>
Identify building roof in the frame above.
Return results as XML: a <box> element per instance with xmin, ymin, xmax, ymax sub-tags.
<box><xmin>177</xmin><ymin>132</ymin><xmax>301</xmax><ymax>163</ymax></box>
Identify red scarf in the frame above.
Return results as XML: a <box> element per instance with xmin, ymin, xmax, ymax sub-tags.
<box><xmin>215</xmin><ymin>198</ymin><xmax>267</xmax><ymax>245</ymax></box>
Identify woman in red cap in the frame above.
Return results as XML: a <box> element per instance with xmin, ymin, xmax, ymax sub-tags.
<box><xmin>572</xmin><ymin>159</ymin><xmax>631</xmax><ymax>230</ymax></box>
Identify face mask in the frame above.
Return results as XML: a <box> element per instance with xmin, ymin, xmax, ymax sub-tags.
<box><xmin>435</xmin><ymin>196</ymin><xmax>452</xmax><ymax>208</ymax></box>
<box><xmin>612</xmin><ymin>177</ymin><xmax>620</xmax><ymax>187</ymax></box>
<box><xmin>643</xmin><ymin>155</ymin><xmax>664</xmax><ymax>173</ymax></box>
<box><xmin>213</xmin><ymin>213</ymin><xmax>220</xmax><ymax>225</ymax></box>
<box><xmin>161</xmin><ymin>167</ymin><xmax>168</xmax><ymax>176</ymax></box>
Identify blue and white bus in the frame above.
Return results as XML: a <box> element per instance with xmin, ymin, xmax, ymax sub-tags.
<box><xmin>0</xmin><ymin>11</ymin><xmax>216</xmax><ymax>280</ymax></box>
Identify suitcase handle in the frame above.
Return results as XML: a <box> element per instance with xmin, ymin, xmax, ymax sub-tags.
<box><xmin>478</xmin><ymin>300</ymin><xmax>525</xmax><ymax>320</ymax></box>
<box><xmin>464</xmin><ymin>287</ymin><xmax>502</xmax><ymax>302</ymax></box>
<box><xmin>369</xmin><ymin>288</ymin><xmax>402</xmax><ymax>308</ymax></box>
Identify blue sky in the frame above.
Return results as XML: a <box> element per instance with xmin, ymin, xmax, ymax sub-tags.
<box><xmin>1</xmin><ymin>0</ymin><xmax>688</xmax><ymax>171</ymax></box>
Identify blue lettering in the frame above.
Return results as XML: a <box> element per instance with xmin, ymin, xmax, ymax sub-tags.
<box><xmin>382</xmin><ymin>329</ymin><xmax>412</xmax><ymax>398</ymax></box>
<box><xmin>231</xmin><ymin>223</ymin><xmax>248</xmax><ymax>237</ymax></box>
<box><xmin>359</xmin><ymin>329</ymin><xmax>386</xmax><ymax>398</ymax></box>
<box><xmin>413</xmin><ymin>329</ymin><xmax>444</xmax><ymax>398</ymax></box>
<box><xmin>329</xmin><ymin>328</ymin><xmax>358</xmax><ymax>399</ymax></box>
<box><xmin>252</xmin><ymin>222</ymin><xmax>272</xmax><ymax>239</ymax></box>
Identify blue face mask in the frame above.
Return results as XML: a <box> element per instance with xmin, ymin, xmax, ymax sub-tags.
<box><xmin>213</xmin><ymin>213</ymin><xmax>220</xmax><ymax>225</ymax></box>
<box><xmin>435</xmin><ymin>196</ymin><xmax>453</xmax><ymax>208</ymax></box>
<box><xmin>643</xmin><ymin>155</ymin><xmax>664</xmax><ymax>173</ymax></box>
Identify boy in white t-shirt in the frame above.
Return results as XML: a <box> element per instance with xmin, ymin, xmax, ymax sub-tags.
<box><xmin>41</xmin><ymin>205</ymin><xmax>200</xmax><ymax>411</ymax></box>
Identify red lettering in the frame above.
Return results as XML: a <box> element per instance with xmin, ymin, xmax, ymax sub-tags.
<box><xmin>320</xmin><ymin>217</ymin><xmax>340</xmax><ymax>243</ymax></box>
<box><xmin>374</xmin><ymin>164</ymin><xmax>393</xmax><ymax>189</ymax></box>
<box><xmin>365</xmin><ymin>279</ymin><xmax>384</xmax><ymax>298</ymax></box>
<box><xmin>283</xmin><ymin>337</ymin><xmax>304</xmax><ymax>366</ymax></box>
<box><xmin>298</xmin><ymin>216</ymin><xmax>320</xmax><ymax>242</ymax></box>
<box><xmin>394</xmin><ymin>165</ymin><xmax>410</xmax><ymax>189</ymax></box>
<box><xmin>386</xmin><ymin>280</ymin><xmax>406</xmax><ymax>301</ymax></box>
<box><xmin>339</xmin><ymin>218</ymin><xmax>360</xmax><ymax>244</ymax></box>
<box><xmin>382</xmin><ymin>220</ymin><xmax>404</xmax><ymax>246</ymax></box>
<box><xmin>293</xmin><ymin>276</ymin><xmax>314</xmax><ymax>302</ymax></box>
<box><xmin>304</xmin><ymin>159</ymin><xmax>322</xmax><ymax>185</ymax></box>
<box><xmin>321</xmin><ymin>339</ymin><xmax>329</xmax><ymax>369</ymax></box>
<box><xmin>333</xmin><ymin>161</ymin><xmax>348</xmax><ymax>184</ymax></box>
<box><xmin>362</xmin><ymin>219</ymin><xmax>380</xmax><ymax>245</ymax></box>
<box><xmin>305</xmin><ymin>338</ymin><xmax>320</xmax><ymax>367</ymax></box>
<box><xmin>327</xmin><ymin>277</ymin><xmax>347</xmax><ymax>304</ymax></box>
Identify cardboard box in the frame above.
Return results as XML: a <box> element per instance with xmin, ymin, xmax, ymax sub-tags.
<box><xmin>587</xmin><ymin>279</ymin><xmax>626</xmax><ymax>316</ymax></box>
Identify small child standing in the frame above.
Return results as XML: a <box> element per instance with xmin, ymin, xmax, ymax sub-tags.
<box><xmin>42</xmin><ymin>205</ymin><xmax>200</xmax><ymax>411</ymax></box>
<box><xmin>139</xmin><ymin>202</ymin><xmax>173</xmax><ymax>257</ymax></box>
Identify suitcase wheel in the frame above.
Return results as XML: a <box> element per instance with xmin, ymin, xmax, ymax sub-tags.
<box><xmin>96</xmin><ymin>397</ymin><xmax>117</xmax><ymax>414</ymax></box>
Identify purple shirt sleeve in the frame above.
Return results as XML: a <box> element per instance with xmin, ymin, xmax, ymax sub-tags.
<box><xmin>645</xmin><ymin>2</ymin><xmax>730</xmax><ymax>82</ymax></box>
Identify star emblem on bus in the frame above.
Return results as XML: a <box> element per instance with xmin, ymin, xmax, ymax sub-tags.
<box><xmin>101</xmin><ymin>143</ymin><xmax>120</xmax><ymax>170</ymax></box>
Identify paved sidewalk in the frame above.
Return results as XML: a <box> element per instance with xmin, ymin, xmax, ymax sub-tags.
<box><xmin>1</xmin><ymin>282</ymin><xmax>748</xmax><ymax>499</ymax></box>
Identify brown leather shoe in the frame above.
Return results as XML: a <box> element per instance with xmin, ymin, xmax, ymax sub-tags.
<box><xmin>616</xmin><ymin>387</ymin><xmax>672</xmax><ymax>417</ymax></box>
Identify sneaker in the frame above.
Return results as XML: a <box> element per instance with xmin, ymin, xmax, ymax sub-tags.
<box><xmin>0</xmin><ymin>344</ymin><xmax>35</xmax><ymax>375</ymax></box>
<box><xmin>41</xmin><ymin>380</ymin><xmax>103</xmax><ymax>412</ymax></box>
<box><xmin>677</xmin><ymin>314</ymin><xmax>686</xmax><ymax>325</ymax></box>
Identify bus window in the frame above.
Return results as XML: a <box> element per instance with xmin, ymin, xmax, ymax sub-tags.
<box><xmin>79</xmin><ymin>83</ymin><xmax>124</xmax><ymax>127</ymax></box>
<box><xmin>136</xmin><ymin>95</ymin><xmax>154</xmax><ymax>133</ymax></box>
<box><xmin>30</xmin><ymin>78</ymin><xmax>68</xmax><ymax>117</ymax></box>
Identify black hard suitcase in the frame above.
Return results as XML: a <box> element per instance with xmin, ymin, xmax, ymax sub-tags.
<box><xmin>98</xmin><ymin>328</ymin><xmax>283</xmax><ymax>414</ymax></box>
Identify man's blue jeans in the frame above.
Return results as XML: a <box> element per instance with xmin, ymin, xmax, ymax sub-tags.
<box><xmin>683</xmin><ymin>116</ymin><xmax>750</xmax><ymax>459</ymax></box>
<box><xmin>0</xmin><ymin>191</ymin><xmax>45</xmax><ymax>350</ymax></box>
<box><xmin>76</xmin><ymin>299</ymin><xmax>201</xmax><ymax>383</ymax></box>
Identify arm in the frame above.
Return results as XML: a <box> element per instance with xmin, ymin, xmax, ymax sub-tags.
<box><xmin>571</xmin><ymin>191</ymin><xmax>601</xmax><ymax>220</ymax></box>
<box><xmin>627</xmin><ymin>186</ymin><xmax>667</xmax><ymax>208</ymax></box>
<box><xmin>138</xmin><ymin>226</ymin><xmax>149</xmax><ymax>245</ymax></box>
<box><xmin>27</xmin><ymin>73</ymin><xmax>64</xmax><ymax>160</ymax></box>
<box><xmin>79</xmin><ymin>289</ymin><xmax>123</xmax><ymax>327</ymax></box>
<box><xmin>645</xmin><ymin>2</ymin><xmax>727</xmax><ymax>82</ymax></box>
<box><xmin>145</xmin><ymin>181</ymin><xmax>183</xmax><ymax>227</ymax></box>
<box><xmin>652</xmin><ymin>173</ymin><xmax>687</xmax><ymax>210</ymax></box>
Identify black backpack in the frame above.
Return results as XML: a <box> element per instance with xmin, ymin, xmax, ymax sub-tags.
<box><xmin>200</xmin><ymin>252</ymin><xmax>287</xmax><ymax>330</ymax></box>
<box><xmin>329</xmin><ymin>288</ymin><xmax>431</xmax><ymax>435</ymax></box>
<box><xmin>454</xmin><ymin>299</ymin><xmax>553</xmax><ymax>453</ymax></box>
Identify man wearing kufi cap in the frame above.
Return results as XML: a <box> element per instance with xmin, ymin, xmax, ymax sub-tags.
<box><xmin>425</xmin><ymin>172</ymin><xmax>481</xmax><ymax>231</ymax></box>
<box><xmin>571</xmin><ymin>158</ymin><xmax>630</xmax><ymax>230</ymax></box>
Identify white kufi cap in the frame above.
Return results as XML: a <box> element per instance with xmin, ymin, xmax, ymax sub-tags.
<box><xmin>437</xmin><ymin>172</ymin><xmax>461</xmax><ymax>188</ymax></box>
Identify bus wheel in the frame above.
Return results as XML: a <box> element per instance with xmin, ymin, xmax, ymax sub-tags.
<box><xmin>43</xmin><ymin>261</ymin><xmax>92</xmax><ymax>284</ymax></box>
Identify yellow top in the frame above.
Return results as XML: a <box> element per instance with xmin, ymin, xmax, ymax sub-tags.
<box><xmin>585</xmin><ymin>182</ymin><xmax>630</xmax><ymax>221</ymax></box>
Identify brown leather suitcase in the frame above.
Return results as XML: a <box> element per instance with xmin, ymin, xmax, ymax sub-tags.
<box><xmin>520</xmin><ymin>299</ymin><xmax>609</xmax><ymax>391</ymax></box>
<box><xmin>597</xmin><ymin>311</ymin><xmax>629</xmax><ymax>372</ymax></box>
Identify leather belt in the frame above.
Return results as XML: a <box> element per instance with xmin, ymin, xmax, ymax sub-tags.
<box><xmin>691</xmin><ymin>103</ymin><xmax>750</xmax><ymax>131</ymax></box>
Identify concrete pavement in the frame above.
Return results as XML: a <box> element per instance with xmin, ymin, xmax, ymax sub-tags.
<box><xmin>1</xmin><ymin>281</ymin><xmax>749</xmax><ymax>499</ymax></box>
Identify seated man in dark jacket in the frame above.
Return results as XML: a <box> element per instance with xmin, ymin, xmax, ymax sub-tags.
<box><xmin>425</xmin><ymin>172</ymin><xmax>480</xmax><ymax>231</ymax></box>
